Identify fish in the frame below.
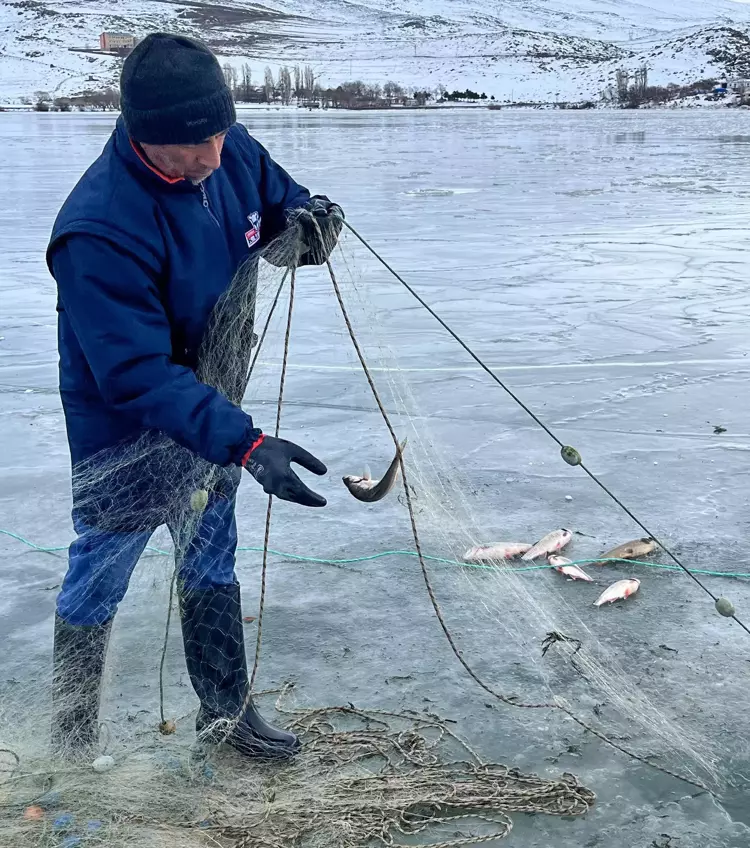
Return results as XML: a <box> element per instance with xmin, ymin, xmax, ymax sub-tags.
<box><xmin>343</xmin><ymin>439</ymin><xmax>407</xmax><ymax>503</ymax></box>
<box><xmin>547</xmin><ymin>555</ymin><xmax>572</xmax><ymax>567</ymax></box>
<box><xmin>599</xmin><ymin>538</ymin><xmax>656</xmax><ymax>563</ymax></box>
<box><xmin>594</xmin><ymin>578</ymin><xmax>641</xmax><ymax>607</ymax></box>
<box><xmin>522</xmin><ymin>528</ymin><xmax>572</xmax><ymax>561</ymax></box>
<box><xmin>462</xmin><ymin>543</ymin><xmax>532</xmax><ymax>562</ymax></box>
<box><xmin>548</xmin><ymin>555</ymin><xmax>593</xmax><ymax>582</ymax></box>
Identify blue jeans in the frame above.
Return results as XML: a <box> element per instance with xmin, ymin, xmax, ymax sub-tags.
<box><xmin>57</xmin><ymin>492</ymin><xmax>239</xmax><ymax>626</ymax></box>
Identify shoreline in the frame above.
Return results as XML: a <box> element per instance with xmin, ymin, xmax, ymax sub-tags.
<box><xmin>2</xmin><ymin>96</ymin><xmax>747</xmax><ymax>114</ymax></box>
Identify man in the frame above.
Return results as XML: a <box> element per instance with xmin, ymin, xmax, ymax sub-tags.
<box><xmin>46</xmin><ymin>33</ymin><xmax>343</xmax><ymax>760</ymax></box>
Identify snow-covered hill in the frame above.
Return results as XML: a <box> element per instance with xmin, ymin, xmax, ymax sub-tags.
<box><xmin>2</xmin><ymin>0</ymin><xmax>750</xmax><ymax>102</ymax></box>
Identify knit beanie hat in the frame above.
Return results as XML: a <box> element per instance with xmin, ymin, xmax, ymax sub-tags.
<box><xmin>120</xmin><ymin>33</ymin><xmax>236</xmax><ymax>145</ymax></box>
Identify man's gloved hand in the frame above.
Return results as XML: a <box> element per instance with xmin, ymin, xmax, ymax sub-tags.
<box><xmin>241</xmin><ymin>433</ymin><xmax>327</xmax><ymax>507</ymax></box>
<box><xmin>296</xmin><ymin>196</ymin><xmax>344</xmax><ymax>266</ymax></box>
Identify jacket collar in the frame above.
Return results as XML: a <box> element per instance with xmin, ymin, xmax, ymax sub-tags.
<box><xmin>114</xmin><ymin>117</ymin><xmax>197</xmax><ymax>193</ymax></box>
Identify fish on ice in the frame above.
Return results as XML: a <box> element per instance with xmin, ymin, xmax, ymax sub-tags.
<box><xmin>599</xmin><ymin>538</ymin><xmax>656</xmax><ymax>563</ymax></box>
<box><xmin>463</xmin><ymin>543</ymin><xmax>532</xmax><ymax>563</ymax></box>
<box><xmin>522</xmin><ymin>529</ymin><xmax>572</xmax><ymax>561</ymax></box>
<box><xmin>343</xmin><ymin>439</ymin><xmax>407</xmax><ymax>503</ymax></box>
<box><xmin>594</xmin><ymin>578</ymin><xmax>641</xmax><ymax>607</ymax></box>
<box><xmin>548</xmin><ymin>555</ymin><xmax>592</xmax><ymax>582</ymax></box>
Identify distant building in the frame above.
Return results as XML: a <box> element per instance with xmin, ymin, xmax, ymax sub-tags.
<box><xmin>99</xmin><ymin>32</ymin><xmax>136</xmax><ymax>52</ymax></box>
<box><xmin>728</xmin><ymin>78</ymin><xmax>750</xmax><ymax>95</ymax></box>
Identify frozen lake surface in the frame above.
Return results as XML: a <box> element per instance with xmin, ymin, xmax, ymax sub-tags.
<box><xmin>1</xmin><ymin>108</ymin><xmax>750</xmax><ymax>846</ymax></box>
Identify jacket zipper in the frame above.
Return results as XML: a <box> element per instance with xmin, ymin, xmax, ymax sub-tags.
<box><xmin>199</xmin><ymin>181</ymin><xmax>221</xmax><ymax>228</ymax></box>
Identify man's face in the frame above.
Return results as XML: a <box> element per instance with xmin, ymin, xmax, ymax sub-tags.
<box><xmin>141</xmin><ymin>131</ymin><xmax>228</xmax><ymax>183</ymax></box>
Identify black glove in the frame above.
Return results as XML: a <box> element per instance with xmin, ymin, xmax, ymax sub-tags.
<box><xmin>241</xmin><ymin>434</ymin><xmax>327</xmax><ymax>507</ymax></box>
<box><xmin>295</xmin><ymin>196</ymin><xmax>344</xmax><ymax>266</ymax></box>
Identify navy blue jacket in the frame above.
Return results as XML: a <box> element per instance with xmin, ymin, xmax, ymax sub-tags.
<box><xmin>48</xmin><ymin>118</ymin><xmax>310</xmax><ymax>470</ymax></box>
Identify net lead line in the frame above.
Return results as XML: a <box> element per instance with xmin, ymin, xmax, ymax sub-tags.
<box><xmin>342</xmin><ymin>219</ymin><xmax>750</xmax><ymax>638</ymax></box>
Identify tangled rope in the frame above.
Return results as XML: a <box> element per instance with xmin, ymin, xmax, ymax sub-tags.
<box><xmin>208</xmin><ymin>700</ymin><xmax>595</xmax><ymax>848</ymax></box>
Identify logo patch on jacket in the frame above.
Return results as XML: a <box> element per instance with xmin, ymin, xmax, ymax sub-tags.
<box><xmin>245</xmin><ymin>212</ymin><xmax>261</xmax><ymax>248</ymax></box>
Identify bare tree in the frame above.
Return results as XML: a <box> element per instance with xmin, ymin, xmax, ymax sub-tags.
<box><xmin>72</xmin><ymin>87</ymin><xmax>120</xmax><ymax>111</ymax></box>
<box><xmin>293</xmin><ymin>65</ymin><xmax>302</xmax><ymax>100</ymax></box>
<box><xmin>615</xmin><ymin>68</ymin><xmax>630</xmax><ymax>104</ymax></box>
<box><xmin>383</xmin><ymin>81</ymin><xmax>404</xmax><ymax>103</ymax></box>
<box><xmin>278</xmin><ymin>66</ymin><xmax>293</xmax><ymax>105</ymax></box>
<box><xmin>240</xmin><ymin>64</ymin><xmax>252</xmax><ymax>102</ymax></box>
<box><xmin>34</xmin><ymin>90</ymin><xmax>52</xmax><ymax>106</ymax></box>
<box><xmin>337</xmin><ymin>81</ymin><xmax>367</xmax><ymax>107</ymax></box>
<box><xmin>631</xmin><ymin>65</ymin><xmax>648</xmax><ymax>104</ymax></box>
<box><xmin>303</xmin><ymin>65</ymin><xmax>315</xmax><ymax>98</ymax></box>
<box><xmin>223</xmin><ymin>63</ymin><xmax>238</xmax><ymax>95</ymax></box>
<box><xmin>263</xmin><ymin>66</ymin><xmax>275</xmax><ymax>103</ymax></box>
<box><xmin>612</xmin><ymin>64</ymin><xmax>649</xmax><ymax>108</ymax></box>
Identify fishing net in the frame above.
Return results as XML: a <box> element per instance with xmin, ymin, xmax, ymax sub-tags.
<box><xmin>0</xmin><ymin>214</ymin><xmax>739</xmax><ymax>848</ymax></box>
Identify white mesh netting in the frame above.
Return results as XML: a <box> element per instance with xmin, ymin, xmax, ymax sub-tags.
<box><xmin>0</xmin><ymin>218</ymin><xmax>739</xmax><ymax>848</ymax></box>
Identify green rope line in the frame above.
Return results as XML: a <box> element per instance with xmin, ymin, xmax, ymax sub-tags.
<box><xmin>2</xmin><ymin>528</ymin><xmax>749</xmax><ymax>579</ymax></box>
<box><xmin>248</xmin><ymin>551</ymin><xmax>750</xmax><ymax>579</ymax></box>
<box><xmin>0</xmin><ymin>529</ymin><xmax>168</xmax><ymax>556</ymax></box>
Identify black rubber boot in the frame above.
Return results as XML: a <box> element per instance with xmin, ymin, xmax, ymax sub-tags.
<box><xmin>51</xmin><ymin>615</ymin><xmax>112</xmax><ymax>759</ymax></box>
<box><xmin>179</xmin><ymin>584</ymin><xmax>299</xmax><ymax>760</ymax></box>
